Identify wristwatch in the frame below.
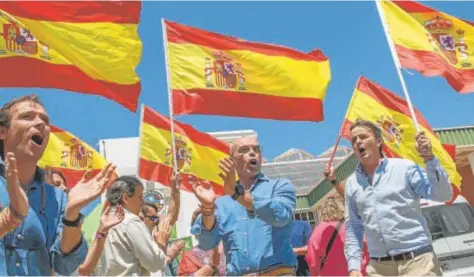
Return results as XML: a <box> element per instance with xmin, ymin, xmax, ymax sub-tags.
<box><xmin>62</xmin><ymin>213</ymin><xmax>84</xmax><ymax>228</ymax></box>
<box><xmin>231</xmin><ymin>184</ymin><xmax>245</xmax><ymax>200</ymax></box>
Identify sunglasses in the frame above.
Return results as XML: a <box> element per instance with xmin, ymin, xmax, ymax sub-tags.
<box><xmin>146</xmin><ymin>215</ymin><xmax>160</xmax><ymax>224</ymax></box>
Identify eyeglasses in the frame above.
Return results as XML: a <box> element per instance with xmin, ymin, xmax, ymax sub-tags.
<box><xmin>237</xmin><ymin>145</ymin><xmax>262</xmax><ymax>154</ymax></box>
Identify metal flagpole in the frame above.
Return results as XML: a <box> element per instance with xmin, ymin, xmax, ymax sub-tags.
<box><xmin>375</xmin><ymin>0</ymin><xmax>420</xmax><ymax>131</ymax></box>
<box><xmin>162</xmin><ymin>18</ymin><xmax>179</xmax><ymax>175</ymax></box>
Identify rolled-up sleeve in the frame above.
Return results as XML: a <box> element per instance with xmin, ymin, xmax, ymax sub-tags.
<box><xmin>344</xmin><ymin>183</ymin><xmax>365</xmax><ymax>272</ymax></box>
<box><xmin>191</xmin><ymin>214</ymin><xmax>221</xmax><ymax>251</ymax></box>
<box><xmin>50</xmin><ymin>194</ymin><xmax>88</xmax><ymax>276</ymax></box>
<box><xmin>407</xmin><ymin>157</ymin><xmax>453</xmax><ymax>202</ymax></box>
<box><xmin>252</xmin><ymin>179</ymin><xmax>295</xmax><ymax>227</ymax></box>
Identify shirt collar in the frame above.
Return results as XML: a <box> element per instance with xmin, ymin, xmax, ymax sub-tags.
<box><xmin>0</xmin><ymin>157</ymin><xmax>45</xmax><ymax>190</ymax></box>
<box><xmin>356</xmin><ymin>156</ymin><xmax>388</xmax><ymax>176</ymax></box>
<box><xmin>237</xmin><ymin>172</ymin><xmax>269</xmax><ymax>190</ymax></box>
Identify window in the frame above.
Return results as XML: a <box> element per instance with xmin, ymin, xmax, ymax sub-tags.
<box><xmin>440</xmin><ymin>204</ymin><xmax>472</xmax><ymax>234</ymax></box>
<box><xmin>422</xmin><ymin>203</ymin><xmax>474</xmax><ymax>239</ymax></box>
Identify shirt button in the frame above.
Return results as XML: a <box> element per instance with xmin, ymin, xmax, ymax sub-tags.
<box><xmin>243</xmin><ymin>232</ymin><xmax>247</xmax><ymax>236</ymax></box>
<box><xmin>247</xmin><ymin>267</ymin><xmax>250</xmax><ymax>271</ymax></box>
<box><xmin>244</xmin><ymin>249</ymin><xmax>248</xmax><ymax>254</ymax></box>
<box><xmin>17</xmin><ymin>234</ymin><xmax>23</xmax><ymax>240</ymax></box>
<box><xmin>16</xmin><ymin>262</ymin><xmax>20</xmax><ymax>267</ymax></box>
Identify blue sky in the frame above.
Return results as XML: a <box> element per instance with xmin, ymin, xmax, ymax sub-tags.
<box><xmin>2</xmin><ymin>1</ymin><xmax>474</xmax><ymax>161</ymax></box>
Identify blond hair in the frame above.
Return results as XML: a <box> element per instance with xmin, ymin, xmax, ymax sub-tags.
<box><xmin>317</xmin><ymin>196</ymin><xmax>345</xmax><ymax>222</ymax></box>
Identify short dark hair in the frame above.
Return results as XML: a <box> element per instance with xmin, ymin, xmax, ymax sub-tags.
<box><xmin>0</xmin><ymin>94</ymin><xmax>44</xmax><ymax>160</ymax></box>
<box><xmin>44</xmin><ymin>167</ymin><xmax>68</xmax><ymax>186</ymax></box>
<box><xmin>350</xmin><ymin>119</ymin><xmax>384</xmax><ymax>155</ymax></box>
<box><xmin>106</xmin><ymin>175</ymin><xmax>144</xmax><ymax>205</ymax></box>
<box><xmin>142</xmin><ymin>202</ymin><xmax>159</xmax><ymax>214</ymax></box>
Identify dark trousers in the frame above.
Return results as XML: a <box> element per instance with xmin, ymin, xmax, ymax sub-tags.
<box><xmin>295</xmin><ymin>255</ymin><xmax>310</xmax><ymax>276</ymax></box>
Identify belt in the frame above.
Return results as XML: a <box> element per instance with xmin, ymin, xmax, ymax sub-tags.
<box><xmin>244</xmin><ymin>266</ymin><xmax>295</xmax><ymax>276</ymax></box>
<box><xmin>371</xmin><ymin>246</ymin><xmax>433</xmax><ymax>262</ymax></box>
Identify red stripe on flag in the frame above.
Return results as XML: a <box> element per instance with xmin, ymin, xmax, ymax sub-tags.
<box><xmin>395</xmin><ymin>45</ymin><xmax>474</xmax><ymax>94</ymax></box>
<box><xmin>139</xmin><ymin>158</ymin><xmax>225</xmax><ymax>196</ymax></box>
<box><xmin>0</xmin><ymin>57</ymin><xmax>140</xmax><ymax>112</ymax></box>
<box><xmin>165</xmin><ymin>20</ymin><xmax>328</xmax><ymax>62</ymax></box>
<box><xmin>172</xmin><ymin>88</ymin><xmax>324</xmax><ymax>122</ymax></box>
<box><xmin>0</xmin><ymin>2</ymin><xmax>141</xmax><ymax>24</ymax></box>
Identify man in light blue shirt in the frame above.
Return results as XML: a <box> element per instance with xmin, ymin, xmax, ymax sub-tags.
<box><xmin>190</xmin><ymin>136</ymin><xmax>297</xmax><ymax>276</ymax></box>
<box><xmin>344</xmin><ymin>119</ymin><xmax>452</xmax><ymax>276</ymax></box>
<box><xmin>0</xmin><ymin>94</ymin><xmax>115</xmax><ymax>275</ymax></box>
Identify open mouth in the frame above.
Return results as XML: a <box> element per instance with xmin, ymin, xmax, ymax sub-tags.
<box><xmin>358</xmin><ymin>146</ymin><xmax>366</xmax><ymax>156</ymax></box>
<box><xmin>31</xmin><ymin>134</ymin><xmax>44</xmax><ymax>146</ymax></box>
<box><xmin>249</xmin><ymin>159</ymin><xmax>258</xmax><ymax>166</ymax></box>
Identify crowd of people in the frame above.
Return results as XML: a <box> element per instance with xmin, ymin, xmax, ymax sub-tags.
<box><xmin>0</xmin><ymin>94</ymin><xmax>452</xmax><ymax>276</ymax></box>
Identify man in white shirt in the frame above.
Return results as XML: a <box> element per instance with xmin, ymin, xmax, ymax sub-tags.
<box><xmin>98</xmin><ymin>176</ymin><xmax>172</xmax><ymax>276</ymax></box>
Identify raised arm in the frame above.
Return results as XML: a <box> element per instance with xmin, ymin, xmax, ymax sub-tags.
<box><xmin>78</xmin><ymin>204</ymin><xmax>125</xmax><ymax>276</ymax></box>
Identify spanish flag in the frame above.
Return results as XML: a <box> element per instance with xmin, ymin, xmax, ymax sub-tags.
<box><xmin>139</xmin><ymin>105</ymin><xmax>228</xmax><ymax>195</ymax></box>
<box><xmin>39</xmin><ymin>125</ymin><xmax>110</xmax><ymax>215</ymax></box>
<box><xmin>341</xmin><ymin>76</ymin><xmax>461</xmax><ymax>201</ymax></box>
<box><xmin>164</xmin><ymin>19</ymin><xmax>331</xmax><ymax>121</ymax></box>
<box><xmin>381</xmin><ymin>0</ymin><xmax>474</xmax><ymax>93</ymax></box>
<box><xmin>39</xmin><ymin>125</ymin><xmax>109</xmax><ymax>189</ymax></box>
<box><xmin>0</xmin><ymin>2</ymin><xmax>142</xmax><ymax>111</ymax></box>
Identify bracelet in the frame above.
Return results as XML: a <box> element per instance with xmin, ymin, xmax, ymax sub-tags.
<box><xmin>8</xmin><ymin>205</ymin><xmax>26</xmax><ymax>221</ymax></box>
<box><xmin>202</xmin><ymin>210</ymin><xmax>214</xmax><ymax>216</ymax></box>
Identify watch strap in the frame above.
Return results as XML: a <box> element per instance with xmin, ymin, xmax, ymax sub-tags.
<box><xmin>231</xmin><ymin>191</ymin><xmax>240</xmax><ymax>200</ymax></box>
<box><xmin>62</xmin><ymin>213</ymin><xmax>83</xmax><ymax>227</ymax></box>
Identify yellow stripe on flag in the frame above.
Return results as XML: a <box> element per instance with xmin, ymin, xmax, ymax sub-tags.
<box><xmin>168</xmin><ymin>43</ymin><xmax>330</xmax><ymax>99</ymax></box>
<box><xmin>0</xmin><ymin>16</ymin><xmax>141</xmax><ymax>85</ymax></box>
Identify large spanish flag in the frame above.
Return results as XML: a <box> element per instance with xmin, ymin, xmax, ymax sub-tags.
<box><xmin>0</xmin><ymin>2</ymin><xmax>142</xmax><ymax>111</ymax></box>
<box><xmin>139</xmin><ymin>105</ymin><xmax>228</xmax><ymax>195</ymax></box>
<box><xmin>381</xmin><ymin>0</ymin><xmax>474</xmax><ymax>93</ymax></box>
<box><xmin>341</xmin><ymin>76</ymin><xmax>461</xmax><ymax>201</ymax></box>
<box><xmin>164</xmin><ymin>19</ymin><xmax>331</xmax><ymax>121</ymax></box>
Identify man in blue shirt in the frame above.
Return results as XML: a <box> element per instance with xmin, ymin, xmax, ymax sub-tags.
<box><xmin>344</xmin><ymin>119</ymin><xmax>453</xmax><ymax>276</ymax></box>
<box><xmin>290</xmin><ymin>220</ymin><xmax>312</xmax><ymax>276</ymax></box>
<box><xmin>0</xmin><ymin>94</ymin><xmax>115</xmax><ymax>276</ymax></box>
<box><xmin>190</xmin><ymin>136</ymin><xmax>297</xmax><ymax>276</ymax></box>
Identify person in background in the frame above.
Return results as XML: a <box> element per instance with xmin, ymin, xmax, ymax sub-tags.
<box><xmin>179</xmin><ymin>207</ymin><xmax>226</xmax><ymax>276</ymax></box>
<box><xmin>139</xmin><ymin>179</ymin><xmax>184</xmax><ymax>277</ymax></box>
<box><xmin>78</xmin><ymin>203</ymin><xmax>125</xmax><ymax>276</ymax></box>
<box><xmin>290</xmin><ymin>220</ymin><xmax>312</xmax><ymax>276</ymax></box>
<box><xmin>44</xmin><ymin>167</ymin><xmax>69</xmax><ymax>194</ymax></box>
<box><xmin>98</xmin><ymin>175</ymin><xmax>173</xmax><ymax>275</ymax></box>
<box><xmin>306</xmin><ymin>197</ymin><xmax>369</xmax><ymax>276</ymax></box>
